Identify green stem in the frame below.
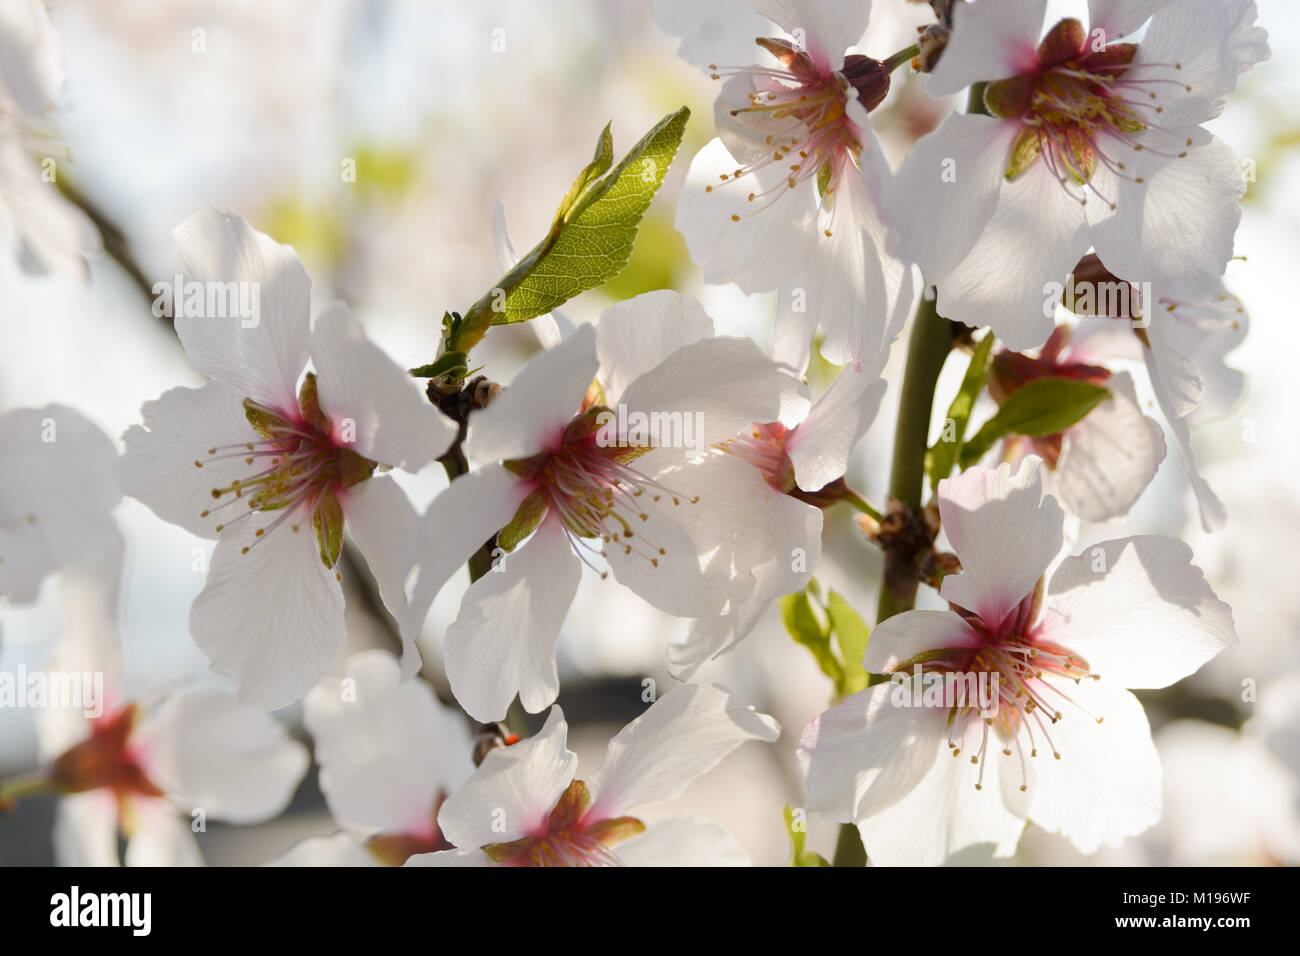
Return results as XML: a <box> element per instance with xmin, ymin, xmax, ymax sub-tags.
<box><xmin>883</xmin><ymin>44</ymin><xmax>920</xmax><ymax>73</ymax></box>
<box><xmin>842</xmin><ymin>490</ymin><xmax>883</xmax><ymax>523</ymax></box>
<box><xmin>0</xmin><ymin>772</ymin><xmax>53</xmax><ymax>805</ymax></box>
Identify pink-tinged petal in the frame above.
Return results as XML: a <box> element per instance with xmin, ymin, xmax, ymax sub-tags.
<box><xmin>403</xmin><ymin>847</ymin><xmax>494</xmax><ymax>867</ymax></box>
<box><xmin>190</xmin><ymin>516</ymin><xmax>345</xmax><ymax>711</ymax></box>
<box><xmin>310</xmin><ymin>305</ymin><xmax>456</xmax><ymax>470</ymax></box>
<box><xmin>171</xmin><ymin>208</ymin><xmax>312</xmax><ymax>411</ymax></box>
<box><xmin>862</xmin><ymin>610</ymin><xmax>982</xmax><ymax>674</ymax></box>
<box><xmin>1020</xmin><ymin>678</ymin><xmax>1161</xmax><ymax>854</ymax></box>
<box><xmin>651</xmin><ymin>0</ymin><xmax>769</xmax><ymax>72</ymax></box>
<box><xmin>1043</xmin><ymin>535</ymin><xmax>1235</xmax><ymax>689</ymax></box>
<box><xmin>405</xmin><ymin>463</ymin><xmax>533</xmax><ymax>639</ymax></box>
<box><xmin>927</xmin><ymin>0</ymin><xmax>1047</xmax><ymax>98</ymax></box>
<box><xmin>1088</xmin><ymin>133</ymin><xmax>1243</xmax><ymax>303</ymax></box>
<box><xmin>436</xmin><ymin>707</ymin><xmax>577</xmax><ymax>848</ymax></box>
<box><xmin>797</xmin><ymin>679</ymin><xmax>948</xmax><ymax>823</ymax></box>
<box><xmin>676</xmin><ymin>138</ymin><xmax>813</xmax><ymax>293</ymax></box>
<box><xmin>1157</xmin><ymin>295</ymin><xmax>1247</xmax><ymax>427</ymax></box>
<box><xmin>122</xmin><ymin>800</ymin><xmax>204</xmax><ymax>867</ymax></box>
<box><xmin>751</xmin><ymin>0</ymin><xmax>873</xmax><ymax>69</ymax></box>
<box><xmin>463</xmin><ymin>323</ymin><xmax>597</xmax><ymax>464</ymax></box>
<box><xmin>787</xmin><ymin>364</ymin><xmax>885</xmax><ymax>491</ymax></box>
<box><xmin>937</xmin><ymin>156</ymin><xmax>1089</xmax><ymax>350</ymax></box>
<box><xmin>137</xmin><ymin>687</ymin><xmax>308</xmax><ymax>823</ymax></box>
<box><xmin>854</xmin><ymin>720</ymin><xmax>1027</xmax><ymax>865</ymax></box>
<box><xmin>0</xmin><ymin>405</ymin><xmax>121</xmax><ymax>602</ymax></box>
<box><xmin>1050</xmin><ymin>371</ymin><xmax>1165</xmax><ymax>522</ymax></box>
<box><xmin>120</xmin><ymin>382</ymin><xmax>259</xmax><ymax>540</ymax></box>
<box><xmin>1143</xmin><ymin>344</ymin><xmax>1226</xmax><ymax>530</ymax></box>
<box><xmin>340</xmin><ymin>475</ymin><xmax>424</xmax><ymax>673</ymax></box>
<box><xmin>52</xmin><ymin>791</ymin><xmax>120</xmax><ymax>867</ymax></box>
<box><xmin>620</xmin><ymin>335</ymin><xmax>800</xmax><ymax>448</ymax></box>
<box><xmin>615</xmin><ymin>816</ymin><xmax>752</xmax><ymax>866</ymax></box>
<box><xmin>596</xmin><ymin>290</ymin><xmax>714</xmax><ymax>402</ymax></box>
<box><xmin>0</xmin><ymin>139</ymin><xmax>99</xmax><ymax>280</ymax></box>
<box><xmin>271</xmin><ymin>832</ymin><xmax>378</xmax><ymax>867</ymax></box>
<box><xmin>0</xmin><ymin>0</ymin><xmax>62</xmax><ymax>113</ymax></box>
<box><xmin>443</xmin><ymin>514</ymin><xmax>580</xmax><ymax>722</ymax></box>
<box><xmin>938</xmin><ymin>459</ymin><xmax>1063</xmax><ymax>631</ymax></box>
<box><xmin>588</xmin><ymin>683</ymin><xmax>779</xmax><ymax>819</ymax></box>
<box><xmin>1087</xmin><ymin>0</ymin><xmax>1170</xmax><ymax>42</ymax></box>
<box><xmin>889</xmin><ymin>113</ymin><xmax>1019</xmax><ymax>282</ymax></box>
<box><xmin>304</xmin><ymin>649</ymin><xmax>473</xmax><ymax>833</ymax></box>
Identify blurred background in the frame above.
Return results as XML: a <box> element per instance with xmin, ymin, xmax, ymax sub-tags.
<box><xmin>0</xmin><ymin>0</ymin><xmax>1296</xmax><ymax>866</ymax></box>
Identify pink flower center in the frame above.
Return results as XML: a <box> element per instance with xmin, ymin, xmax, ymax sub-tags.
<box><xmin>50</xmin><ymin>704</ymin><xmax>164</xmax><ymax>810</ymax></box>
<box><xmin>706</xmin><ymin>38</ymin><xmax>886</xmax><ymax>233</ymax></box>
<box><xmin>985</xmin><ymin>18</ymin><xmax>1193</xmax><ymax>209</ymax></box>
<box><xmin>193</xmin><ymin>373</ymin><xmax>374</xmax><ymax>566</ymax></box>
<box><xmin>482</xmin><ymin>780</ymin><xmax>644</xmax><ymax>867</ymax></box>
<box><xmin>717</xmin><ymin>421</ymin><xmax>795</xmax><ymax>491</ymax></box>
<box><xmin>894</xmin><ymin>584</ymin><xmax>1101</xmax><ymax>793</ymax></box>
<box><xmin>504</xmin><ymin>408</ymin><xmax>698</xmax><ymax>576</ymax></box>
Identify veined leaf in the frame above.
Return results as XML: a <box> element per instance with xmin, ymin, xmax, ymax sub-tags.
<box><xmin>926</xmin><ymin>333</ymin><xmax>995</xmax><ymax>492</ymax></box>
<box><xmin>960</xmin><ymin>377</ymin><xmax>1110</xmax><ymax>468</ymax></box>
<box><xmin>781</xmin><ymin>591</ymin><xmax>840</xmax><ymax>686</ymax></box>
<box><xmin>826</xmin><ymin>591</ymin><xmax>871</xmax><ymax>698</ymax></box>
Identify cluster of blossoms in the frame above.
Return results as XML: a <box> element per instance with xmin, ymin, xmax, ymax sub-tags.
<box><xmin>0</xmin><ymin>0</ymin><xmax>1272</xmax><ymax>867</ymax></box>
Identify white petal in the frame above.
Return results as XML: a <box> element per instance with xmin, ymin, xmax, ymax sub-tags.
<box><xmin>1043</xmin><ymin>534</ymin><xmax>1236</xmax><ymax>688</ymax></box>
<box><xmin>937</xmin><ymin>156</ymin><xmax>1089</xmax><ymax>349</ymax></box>
<box><xmin>1087</xmin><ymin>0</ymin><xmax>1169</xmax><ymax>41</ymax></box>
<box><xmin>341</xmin><ymin>475</ymin><xmax>424</xmax><ymax>672</ymax></box>
<box><xmin>443</xmin><ymin>515</ymin><xmax>580</xmax><ymax>721</ymax></box>
<box><xmin>271</xmin><ymin>832</ymin><xmax>378</xmax><ymax>867</ymax></box>
<box><xmin>651</xmin><ymin>0</ymin><xmax>770</xmax><ymax>72</ymax></box>
<box><xmin>798</xmin><ymin>679</ymin><xmax>947</xmax><ymax>823</ymax></box>
<box><xmin>403</xmin><ymin>847</ymin><xmax>494</xmax><ymax>867</ymax></box>
<box><xmin>171</xmin><ymin>208</ymin><xmax>312</xmax><ymax>410</ymax></box>
<box><xmin>406</xmin><ymin>463</ymin><xmax>532</xmax><ymax>638</ymax></box>
<box><xmin>1089</xmin><ymin>134</ymin><xmax>1243</xmax><ymax>302</ymax></box>
<box><xmin>1050</xmin><ymin>371</ymin><xmax>1165</xmax><ymax>522</ymax></box>
<box><xmin>120</xmin><ymin>382</ymin><xmax>260</xmax><ymax>539</ymax></box>
<box><xmin>588</xmin><ymin>683</ymin><xmax>779</xmax><ymax>819</ymax></box>
<box><xmin>1020</xmin><ymin>678</ymin><xmax>1161</xmax><ymax>854</ymax></box>
<box><xmin>0</xmin><ymin>0</ymin><xmax>62</xmax><ymax>113</ymax></box>
<box><xmin>889</xmin><ymin>113</ymin><xmax>1018</xmax><ymax>281</ymax></box>
<box><xmin>0</xmin><ymin>404</ymin><xmax>121</xmax><ymax>602</ymax></box>
<box><xmin>436</xmin><ymin>707</ymin><xmax>577</xmax><ymax>848</ymax></box>
<box><xmin>938</xmin><ymin>459</ymin><xmax>1063</xmax><ymax>631</ymax></box>
<box><xmin>0</xmin><ymin>139</ymin><xmax>98</xmax><ymax>280</ymax></box>
<box><xmin>52</xmin><ymin>791</ymin><xmax>120</xmax><ymax>867</ymax></box>
<box><xmin>787</xmin><ymin>364</ymin><xmax>885</xmax><ymax>491</ymax></box>
<box><xmin>138</xmin><ymin>687</ymin><xmax>308</xmax><ymax>822</ymax></box>
<box><xmin>463</xmin><ymin>323</ymin><xmax>597</xmax><ymax>464</ymax></box>
<box><xmin>596</xmin><ymin>290</ymin><xmax>714</xmax><ymax>402</ymax></box>
<box><xmin>751</xmin><ymin>0</ymin><xmax>872</xmax><ymax>67</ymax></box>
<box><xmin>861</xmin><ymin>610</ymin><xmax>982</xmax><ymax>674</ymax></box>
<box><xmin>304</xmin><ymin>649</ymin><xmax>473</xmax><ymax>832</ymax></box>
<box><xmin>615</xmin><ymin>816</ymin><xmax>752</xmax><ymax>866</ymax></box>
<box><xmin>854</xmin><ymin>721</ymin><xmax>1027</xmax><ymax>865</ymax></box>
<box><xmin>189</xmin><ymin>515</ymin><xmax>346</xmax><ymax>710</ymax></box>
<box><xmin>310</xmin><ymin>304</ymin><xmax>456</xmax><ymax>470</ymax></box>
<box><xmin>927</xmin><ymin>0</ymin><xmax>1046</xmax><ymax>98</ymax></box>
<box><xmin>122</xmin><ymin>799</ymin><xmax>205</xmax><ymax>867</ymax></box>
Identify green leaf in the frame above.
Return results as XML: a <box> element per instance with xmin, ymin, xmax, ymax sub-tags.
<box><xmin>826</xmin><ymin>591</ymin><xmax>871</xmax><ymax>698</ymax></box>
<box><xmin>783</xmin><ymin>805</ymin><xmax>830</xmax><ymax>867</ymax></box>
<box><xmin>450</xmin><ymin>107</ymin><xmax>690</xmax><ymax>353</ymax></box>
<box><xmin>926</xmin><ymin>333</ymin><xmax>995</xmax><ymax>492</ymax></box>
<box><xmin>781</xmin><ymin>591</ymin><xmax>840</xmax><ymax>686</ymax></box>
<box><xmin>409</xmin><ymin>350</ymin><xmax>468</xmax><ymax>379</ymax></box>
<box><xmin>960</xmin><ymin>377</ymin><xmax>1110</xmax><ymax>468</ymax></box>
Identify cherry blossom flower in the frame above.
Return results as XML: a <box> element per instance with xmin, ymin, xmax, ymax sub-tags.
<box><xmin>0</xmin><ymin>0</ymin><xmax>99</xmax><ymax>278</ymax></box>
<box><xmin>672</xmin><ymin>359</ymin><xmax>887</xmax><ymax>676</ymax></box>
<box><xmin>0</xmin><ymin>404</ymin><xmax>121</xmax><ymax>604</ymax></box>
<box><xmin>891</xmin><ymin>0</ymin><xmax>1267</xmax><ymax>348</ymax></box>
<box><xmin>798</xmin><ymin>457</ymin><xmax>1236</xmax><ymax>864</ymax></box>
<box><xmin>405</xmin><ymin>683</ymin><xmax>779</xmax><ymax>867</ymax></box>
<box><xmin>660</xmin><ymin>0</ymin><xmax>913</xmax><ymax>368</ymax></box>
<box><xmin>120</xmin><ymin>208</ymin><xmax>457</xmax><ymax>709</ymax></box>
<box><xmin>274</xmin><ymin>650</ymin><xmax>474</xmax><ymax>867</ymax></box>
<box><xmin>35</xmin><ymin>552</ymin><xmax>308</xmax><ymax>867</ymax></box>
<box><xmin>407</xmin><ymin>290</ymin><xmax>800</xmax><ymax>722</ymax></box>
<box><xmin>990</xmin><ymin>324</ymin><xmax>1165</xmax><ymax>522</ymax></box>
